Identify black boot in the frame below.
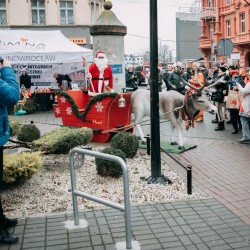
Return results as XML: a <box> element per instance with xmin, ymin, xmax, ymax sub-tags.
<box><xmin>212</xmin><ymin>119</ymin><xmax>219</xmax><ymax>124</ymax></box>
<box><xmin>212</xmin><ymin>114</ymin><xmax>219</xmax><ymax>123</ymax></box>
<box><xmin>0</xmin><ymin>228</ymin><xmax>19</xmax><ymax>244</ymax></box>
<box><xmin>0</xmin><ymin>215</ymin><xmax>18</xmax><ymax>229</ymax></box>
<box><xmin>215</xmin><ymin>121</ymin><xmax>225</xmax><ymax>131</ymax></box>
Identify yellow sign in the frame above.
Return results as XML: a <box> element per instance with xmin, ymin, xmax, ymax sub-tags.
<box><xmin>69</xmin><ymin>38</ymin><xmax>86</xmax><ymax>45</ymax></box>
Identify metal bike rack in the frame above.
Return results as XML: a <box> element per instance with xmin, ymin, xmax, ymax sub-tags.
<box><xmin>69</xmin><ymin>148</ymin><xmax>132</xmax><ymax>249</ymax></box>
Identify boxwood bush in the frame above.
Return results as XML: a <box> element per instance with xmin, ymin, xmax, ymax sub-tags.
<box><xmin>111</xmin><ymin>132</ymin><xmax>139</xmax><ymax>158</ymax></box>
<box><xmin>32</xmin><ymin>127</ymin><xmax>93</xmax><ymax>154</ymax></box>
<box><xmin>17</xmin><ymin>124</ymin><xmax>41</xmax><ymax>142</ymax></box>
<box><xmin>95</xmin><ymin>147</ymin><xmax>126</xmax><ymax>178</ymax></box>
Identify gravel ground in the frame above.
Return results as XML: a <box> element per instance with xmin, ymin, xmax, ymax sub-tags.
<box><xmin>2</xmin><ymin>145</ymin><xmax>208</xmax><ymax>219</ymax></box>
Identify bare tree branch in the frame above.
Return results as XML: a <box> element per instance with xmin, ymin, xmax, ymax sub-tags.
<box><xmin>5</xmin><ymin>138</ymin><xmax>32</xmax><ymax>149</ymax></box>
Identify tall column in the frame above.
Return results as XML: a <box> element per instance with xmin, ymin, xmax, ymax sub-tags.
<box><xmin>90</xmin><ymin>1</ymin><xmax>127</xmax><ymax>93</ymax></box>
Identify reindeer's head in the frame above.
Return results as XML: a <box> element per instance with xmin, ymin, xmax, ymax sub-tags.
<box><xmin>182</xmin><ymin>76</ymin><xmax>217</xmax><ymax>130</ymax></box>
<box><xmin>190</xmin><ymin>92</ymin><xmax>217</xmax><ymax>114</ymax></box>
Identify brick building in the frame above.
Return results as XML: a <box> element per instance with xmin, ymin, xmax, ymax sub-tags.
<box><xmin>199</xmin><ymin>0</ymin><xmax>250</xmax><ymax>67</ymax></box>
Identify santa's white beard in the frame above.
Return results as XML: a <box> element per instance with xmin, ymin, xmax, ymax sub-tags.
<box><xmin>94</xmin><ymin>57</ymin><xmax>108</xmax><ymax>72</ymax></box>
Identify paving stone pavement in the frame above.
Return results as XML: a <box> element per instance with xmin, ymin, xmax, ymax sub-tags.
<box><xmin>6</xmin><ymin>110</ymin><xmax>250</xmax><ymax>250</ymax></box>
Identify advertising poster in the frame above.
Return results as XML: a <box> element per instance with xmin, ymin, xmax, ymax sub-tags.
<box><xmin>13</xmin><ymin>63</ymin><xmax>87</xmax><ymax>90</ymax></box>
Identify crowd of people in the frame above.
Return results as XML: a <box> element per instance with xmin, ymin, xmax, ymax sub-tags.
<box><xmin>162</xmin><ymin>62</ymin><xmax>250</xmax><ymax>143</ymax></box>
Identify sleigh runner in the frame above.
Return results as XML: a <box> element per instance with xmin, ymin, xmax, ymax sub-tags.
<box><xmin>53</xmin><ymin>90</ymin><xmax>133</xmax><ymax>142</ymax></box>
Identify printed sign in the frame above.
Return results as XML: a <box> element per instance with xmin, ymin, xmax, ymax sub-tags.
<box><xmin>69</xmin><ymin>38</ymin><xmax>87</xmax><ymax>45</ymax></box>
<box><xmin>13</xmin><ymin>63</ymin><xmax>87</xmax><ymax>90</ymax></box>
<box><xmin>110</xmin><ymin>64</ymin><xmax>123</xmax><ymax>74</ymax></box>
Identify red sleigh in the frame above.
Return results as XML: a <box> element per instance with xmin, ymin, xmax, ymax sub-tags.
<box><xmin>53</xmin><ymin>90</ymin><xmax>133</xmax><ymax>142</ymax></box>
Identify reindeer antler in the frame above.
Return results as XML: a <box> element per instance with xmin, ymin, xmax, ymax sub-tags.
<box><xmin>180</xmin><ymin>67</ymin><xmax>206</xmax><ymax>93</ymax></box>
<box><xmin>205</xmin><ymin>74</ymin><xmax>226</xmax><ymax>89</ymax></box>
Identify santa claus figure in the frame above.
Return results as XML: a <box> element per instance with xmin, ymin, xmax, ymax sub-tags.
<box><xmin>87</xmin><ymin>51</ymin><xmax>114</xmax><ymax>96</ymax></box>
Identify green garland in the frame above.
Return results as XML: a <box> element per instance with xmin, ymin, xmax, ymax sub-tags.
<box><xmin>55</xmin><ymin>90</ymin><xmax>118</xmax><ymax>120</ymax></box>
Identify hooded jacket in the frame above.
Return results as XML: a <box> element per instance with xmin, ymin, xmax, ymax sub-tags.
<box><xmin>0</xmin><ymin>66</ymin><xmax>19</xmax><ymax>146</ymax></box>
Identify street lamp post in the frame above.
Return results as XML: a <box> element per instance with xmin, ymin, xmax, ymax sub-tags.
<box><xmin>146</xmin><ymin>0</ymin><xmax>170</xmax><ymax>184</ymax></box>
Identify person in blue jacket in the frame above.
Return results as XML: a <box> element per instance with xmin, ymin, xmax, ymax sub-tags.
<box><xmin>0</xmin><ymin>58</ymin><xmax>19</xmax><ymax>244</ymax></box>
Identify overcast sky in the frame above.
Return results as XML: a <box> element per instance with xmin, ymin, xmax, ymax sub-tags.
<box><xmin>110</xmin><ymin>0</ymin><xmax>197</xmax><ymax>55</ymax></box>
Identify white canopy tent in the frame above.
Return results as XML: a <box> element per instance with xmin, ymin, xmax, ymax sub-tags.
<box><xmin>0</xmin><ymin>29</ymin><xmax>93</xmax><ymax>64</ymax></box>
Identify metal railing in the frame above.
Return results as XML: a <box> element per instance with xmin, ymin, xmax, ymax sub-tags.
<box><xmin>69</xmin><ymin>148</ymin><xmax>132</xmax><ymax>249</ymax></box>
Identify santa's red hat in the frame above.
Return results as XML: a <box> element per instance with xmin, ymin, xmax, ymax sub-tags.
<box><xmin>95</xmin><ymin>51</ymin><xmax>106</xmax><ymax>58</ymax></box>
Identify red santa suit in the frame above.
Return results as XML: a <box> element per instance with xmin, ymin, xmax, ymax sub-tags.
<box><xmin>88</xmin><ymin>51</ymin><xmax>113</xmax><ymax>96</ymax></box>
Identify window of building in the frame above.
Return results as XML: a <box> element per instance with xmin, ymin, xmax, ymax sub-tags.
<box><xmin>226</xmin><ymin>20</ymin><xmax>231</xmax><ymax>37</ymax></box>
<box><xmin>209</xmin><ymin>23</ymin><xmax>214</xmax><ymax>39</ymax></box>
<box><xmin>60</xmin><ymin>1</ymin><xmax>74</xmax><ymax>25</ymax></box>
<box><xmin>207</xmin><ymin>0</ymin><xmax>212</xmax><ymax>7</ymax></box>
<box><xmin>0</xmin><ymin>0</ymin><xmax>6</xmax><ymax>25</ymax></box>
<box><xmin>226</xmin><ymin>0</ymin><xmax>230</xmax><ymax>5</ymax></box>
<box><xmin>31</xmin><ymin>1</ymin><xmax>45</xmax><ymax>24</ymax></box>
<box><xmin>240</xmin><ymin>13</ymin><xmax>245</xmax><ymax>33</ymax></box>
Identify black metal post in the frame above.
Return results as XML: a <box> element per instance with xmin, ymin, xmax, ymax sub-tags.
<box><xmin>146</xmin><ymin>135</ymin><xmax>150</xmax><ymax>155</ymax></box>
<box><xmin>146</xmin><ymin>0</ymin><xmax>169</xmax><ymax>184</ymax></box>
<box><xmin>187</xmin><ymin>165</ymin><xmax>192</xmax><ymax>195</ymax></box>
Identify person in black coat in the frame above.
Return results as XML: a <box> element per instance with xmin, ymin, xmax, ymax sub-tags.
<box><xmin>226</xmin><ymin>70</ymin><xmax>243</xmax><ymax>134</ymax></box>
<box><xmin>20</xmin><ymin>68</ymin><xmax>31</xmax><ymax>89</ymax></box>
<box><xmin>209</xmin><ymin>66</ymin><xmax>230</xmax><ymax>131</ymax></box>
<box><xmin>53</xmin><ymin>73</ymin><xmax>72</xmax><ymax>89</ymax></box>
<box><xmin>199</xmin><ymin>64</ymin><xmax>209</xmax><ymax>81</ymax></box>
<box><xmin>162</xmin><ymin>64</ymin><xmax>173</xmax><ymax>91</ymax></box>
<box><xmin>182</xmin><ymin>67</ymin><xmax>193</xmax><ymax>83</ymax></box>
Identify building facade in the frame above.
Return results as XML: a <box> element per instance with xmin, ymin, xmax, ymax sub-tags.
<box><xmin>0</xmin><ymin>0</ymin><xmax>105</xmax><ymax>49</ymax></box>
<box><xmin>176</xmin><ymin>12</ymin><xmax>203</xmax><ymax>63</ymax></box>
<box><xmin>199</xmin><ymin>0</ymin><xmax>250</xmax><ymax>67</ymax></box>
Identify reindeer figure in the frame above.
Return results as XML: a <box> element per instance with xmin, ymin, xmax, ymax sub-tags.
<box><xmin>131</xmin><ymin>68</ymin><xmax>217</xmax><ymax>150</ymax></box>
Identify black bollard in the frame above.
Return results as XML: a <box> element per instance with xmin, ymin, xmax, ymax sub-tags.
<box><xmin>187</xmin><ymin>165</ymin><xmax>192</xmax><ymax>195</ymax></box>
<box><xmin>145</xmin><ymin>134</ymin><xmax>151</xmax><ymax>155</ymax></box>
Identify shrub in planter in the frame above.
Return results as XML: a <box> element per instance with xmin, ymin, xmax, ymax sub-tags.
<box><xmin>95</xmin><ymin>147</ymin><xmax>126</xmax><ymax>178</ymax></box>
<box><xmin>111</xmin><ymin>132</ymin><xmax>139</xmax><ymax>158</ymax></box>
<box><xmin>24</xmin><ymin>98</ymin><xmax>36</xmax><ymax>114</ymax></box>
<box><xmin>8</xmin><ymin>116</ymin><xmax>22</xmax><ymax>136</ymax></box>
<box><xmin>17</xmin><ymin>124</ymin><xmax>41</xmax><ymax>142</ymax></box>
<box><xmin>32</xmin><ymin>127</ymin><xmax>93</xmax><ymax>154</ymax></box>
<box><xmin>3</xmin><ymin>151</ymin><xmax>42</xmax><ymax>184</ymax></box>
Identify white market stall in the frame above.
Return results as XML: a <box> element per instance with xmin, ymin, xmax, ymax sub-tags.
<box><xmin>0</xmin><ymin>29</ymin><xmax>93</xmax><ymax>111</ymax></box>
<box><xmin>0</xmin><ymin>29</ymin><xmax>93</xmax><ymax>63</ymax></box>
